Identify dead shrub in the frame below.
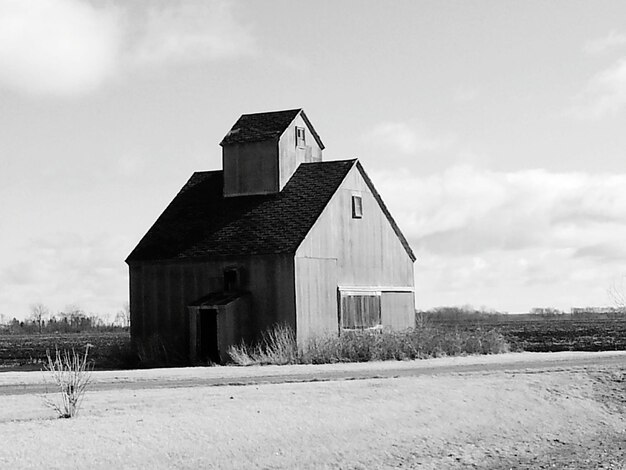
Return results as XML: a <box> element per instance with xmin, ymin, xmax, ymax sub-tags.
<box><xmin>42</xmin><ymin>346</ymin><xmax>93</xmax><ymax>418</ymax></box>
<box><xmin>227</xmin><ymin>341</ymin><xmax>257</xmax><ymax>366</ymax></box>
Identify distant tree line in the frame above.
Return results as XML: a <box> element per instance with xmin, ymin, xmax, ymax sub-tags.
<box><xmin>0</xmin><ymin>302</ymin><xmax>130</xmax><ymax>335</ymax></box>
<box><xmin>417</xmin><ymin>306</ymin><xmax>510</xmax><ymax>325</ymax></box>
<box><xmin>418</xmin><ymin>305</ymin><xmax>626</xmax><ymax>325</ymax></box>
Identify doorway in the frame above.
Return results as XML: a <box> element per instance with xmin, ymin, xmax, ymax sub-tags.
<box><xmin>198</xmin><ymin>309</ymin><xmax>220</xmax><ymax>364</ymax></box>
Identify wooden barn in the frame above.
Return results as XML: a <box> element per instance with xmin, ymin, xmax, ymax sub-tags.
<box><xmin>126</xmin><ymin>108</ymin><xmax>416</xmax><ymax>363</ymax></box>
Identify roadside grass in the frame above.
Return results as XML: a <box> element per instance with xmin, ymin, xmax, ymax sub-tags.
<box><xmin>228</xmin><ymin>324</ymin><xmax>510</xmax><ymax>366</ymax></box>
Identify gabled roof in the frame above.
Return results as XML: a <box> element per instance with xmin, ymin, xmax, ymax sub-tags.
<box><xmin>219</xmin><ymin>108</ymin><xmax>324</xmax><ymax>149</ymax></box>
<box><xmin>126</xmin><ymin>159</ymin><xmax>355</xmax><ymax>262</ymax></box>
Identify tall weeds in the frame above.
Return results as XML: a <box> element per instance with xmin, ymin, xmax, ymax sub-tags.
<box><xmin>229</xmin><ymin>324</ymin><xmax>298</xmax><ymax>365</ymax></box>
<box><xmin>228</xmin><ymin>324</ymin><xmax>510</xmax><ymax>366</ymax></box>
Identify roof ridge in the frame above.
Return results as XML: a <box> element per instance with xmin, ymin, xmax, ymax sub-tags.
<box><xmin>220</xmin><ymin>108</ymin><xmax>324</xmax><ymax>148</ymax></box>
<box><xmin>300</xmin><ymin>158</ymin><xmax>357</xmax><ymax>166</ymax></box>
<box><xmin>240</xmin><ymin>107</ymin><xmax>302</xmax><ymax>117</ymax></box>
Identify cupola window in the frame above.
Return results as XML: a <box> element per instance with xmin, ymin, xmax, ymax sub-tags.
<box><xmin>352</xmin><ymin>195</ymin><xmax>363</xmax><ymax>219</ymax></box>
<box><xmin>296</xmin><ymin>127</ymin><xmax>306</xmax><ymax>147</ymax></box>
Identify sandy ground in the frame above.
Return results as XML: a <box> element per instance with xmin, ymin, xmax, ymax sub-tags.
<box><xmin>0</xmin><ymin>353</ymin><xmax>625</xmax><ymax>469</ymax></box>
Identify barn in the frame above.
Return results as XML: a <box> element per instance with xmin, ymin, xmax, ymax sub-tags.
<box><xmin>126</xmin><ymin>108</ymin><xmax>416</xmax><ymax>364</ymax></box>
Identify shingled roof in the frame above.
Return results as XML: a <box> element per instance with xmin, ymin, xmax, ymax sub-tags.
<box><xmin>219</xmin><ymin>108</ymin><xmax>324</xmax><ymax>149</ymax></box>
<box><xmin>126</xmin><ymin>159</ymin><xmax>356</xmax><ymax>262</ymax></box>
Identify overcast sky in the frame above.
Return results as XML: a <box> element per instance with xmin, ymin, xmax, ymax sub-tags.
<box><xmin>1</xmin><ymin>0</ymin><xmax>626</xmax><ymax>319</ymax></box>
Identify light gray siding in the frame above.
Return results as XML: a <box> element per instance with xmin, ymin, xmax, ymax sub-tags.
<box><xmin>294</xmin><ymin>257</ymin><xmax>338</xmax><ymax>341</ymax></box>
<box><xmin>295</xmin><ymin>164</ymin><xmax>415</xmax><ymax>341</ymax></box>
<box><xmin>277</xmin><ymin>113</ymin><xmax>323</xmax><ymax>190</ymax></box>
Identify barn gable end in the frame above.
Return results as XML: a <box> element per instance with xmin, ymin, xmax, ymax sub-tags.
<box><xmin>294</xmin><ymin>161</ymin><xmax>415</xmax><ymax>342</ymax></box>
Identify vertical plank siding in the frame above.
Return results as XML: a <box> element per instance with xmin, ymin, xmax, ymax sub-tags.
<box><xmin>294</xmin><ymin>257</ymin><xmax>338</xmax><ymax>343</ymax></box>
<box><xmin>222</xmin><ymin>140</ymin><xmax>279</xmax><ymax>196</ymax></box>
<box><xmin>381</xmin><ymin>292</ymin><xmax>415</xmax><ymax>329</ymax></box>
<box><xmin>278</xmin><ymin>114</ymin><xmax>323</xmax><ymax>190</ymax></box>
<box><xmin>129</xmin><ymin>254</ymin><xmax>295</xmax><ymax>359</ymax></box>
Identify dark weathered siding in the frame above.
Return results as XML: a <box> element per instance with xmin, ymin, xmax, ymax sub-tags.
<box><xmin>129</xmin><ymin>254</ymin><xmax>295</xmax><ymax>360</ymax></box>
<box><xmin>295</xmin><ymin>164</ymin><xmax>415</xmax><ymax>342</ymax></box>
<box><xmin>222</xmin><ymin>140</ymin><xmax>279</xmax><ymax>196</ymax></box>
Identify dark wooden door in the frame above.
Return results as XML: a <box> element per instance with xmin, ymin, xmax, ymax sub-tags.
<box><xmin>199</xmin><ymin>309</ymin><xmax>220</xmax><ymax>364</ymax></box>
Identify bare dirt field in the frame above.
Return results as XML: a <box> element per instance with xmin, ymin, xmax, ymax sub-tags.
<box><xmin>0</xmin><ymin>352</ymin><xmax>625</xmax><ymax>469</ymax></box>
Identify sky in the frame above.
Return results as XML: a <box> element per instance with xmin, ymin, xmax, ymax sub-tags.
<box><xmin>1</xmin><ymin>0</ymin><xmax>626</xmax><ymax>319</ymax></box>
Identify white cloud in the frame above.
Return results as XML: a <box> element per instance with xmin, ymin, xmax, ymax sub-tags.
<box><xmin>128</xmin><ymin>1</ymin><xmax>255</xmax><ymax>66</ymax></box>
<box><xmin>371</xmin><ymin>166</ymin><xmax>626</xmax><ymax>311</ymax></box>
<box><xmin>375</xmin><ymin>166</ymin><xmax>626</xmax><ymax>251</ymax></box>
<box><xmin>0</xmin><ymin>0</ymin><xmax>121</xmax><ymax>95</ymax></box>
<box><xmin>584</xmin><ymin>30</ymin><xmax>626</xmax><ymax>55</ymax></box>
<box><xmin>0</xmin><ymin>0</ymin><xmax>254</xmax><ymax>96</ymax></box>
<box><xmin>570</xmin><ymin>57</ymin><xmax>626</xmax><ymax>118</ymax></box>
<box><xmin>365</xmin><ymin>121</ymin><xmax>454</xmax><ymax>155</ymax></box>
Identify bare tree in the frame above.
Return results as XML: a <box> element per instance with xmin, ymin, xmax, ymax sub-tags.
<box><xmin>29</xmin><ymin>303</ymin><xmax>49</xmax><ymax>334</ymax></box>
<box><xmin>115</xmin><ymin>302</ymin><xmax>130</xmax><ymax>328</ymax></box>
<box><xmin>608</xmin><ymin>276</ymin><xmax>626</xmax><ymax>312</ymax></box>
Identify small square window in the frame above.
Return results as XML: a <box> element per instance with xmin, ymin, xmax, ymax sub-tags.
<box><xmin>295</xmin><ymin>127</ymin><xmax>306</xmax><ymax>147</ymax></box>
<box><xmin>352</xmin><ymin>195</ymin><xmax>363</xmax><ymax>218</ymax></box>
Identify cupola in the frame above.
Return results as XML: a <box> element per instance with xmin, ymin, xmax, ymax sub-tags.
<box><xmin>219</xmin><ymin>108</ymin><xmax>324</xmax><ymax>197</ymax></box>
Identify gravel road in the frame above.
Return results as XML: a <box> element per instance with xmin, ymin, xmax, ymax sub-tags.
<box><xmin>1</xmin><ymin>350</ymin><xmax>625</xmax><ymax>395</ymax></box>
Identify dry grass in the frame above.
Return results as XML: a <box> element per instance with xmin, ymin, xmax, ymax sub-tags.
<box><xmin>228</xmin><ymin>324</ymin><xmax>510</xmax><ymax>366</ymax></box>
<box><xmin>229</xmin><ymin>325</ymin><xmax>298</xmax><ymax>365</ymax></box>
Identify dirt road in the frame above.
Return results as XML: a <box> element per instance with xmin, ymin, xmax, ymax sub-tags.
<box><xmin>1</xmin><ymin>351</ymin><xmax>625</xmax><ymax>469</ymax></box>
<box><xmin>1</xmin><ymin>350</ymin><xmax>625</xmax><ymax>395</ymax></box>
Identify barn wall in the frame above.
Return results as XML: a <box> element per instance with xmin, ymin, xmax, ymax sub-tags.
<box><xmin>381</xmin><ymin>292</ymin><xmax>415</xmax><ymax>329</ymax></box>
<box><xmin>222</xmin><ymin>140</ymin><xmax>279</xmax><ymax>196</ymax></box>
<box><xmin>216</xmin><ymin>295</ymin><xmax>252</xmax><ymax>360</ymax></box>
<box><xmin>294</xmin><ymin>257</ymin><xmax>338</xmax><ymax>344</ymax></box>
<box><xmin>278</xmin><ymin>113</ymin><xmax>323</xmax><ymax>191</ymax></box>
<box><xmin>129</xmin><ymin>254</ymin><xmax>295</xmax><ymax>361</ymax></box>
<box><xmin>295</xmin><ymin>164</ymin><xmax>415</xmax><ymax>336</ymax></box>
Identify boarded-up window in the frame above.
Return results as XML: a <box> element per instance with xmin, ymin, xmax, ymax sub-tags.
<box><xmin>340</xmin><ymin>294</ymin><xmax>381</xmax><ymax>329</ymax></box>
